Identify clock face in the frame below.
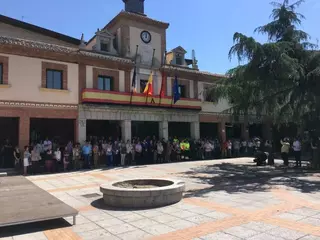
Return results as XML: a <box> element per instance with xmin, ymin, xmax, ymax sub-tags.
<box><xmin>141</xmin><ymin>31</ymin><xmax>151</xmax><ymax>44</ymax></box>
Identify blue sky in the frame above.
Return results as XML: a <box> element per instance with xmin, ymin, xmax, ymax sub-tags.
<box><xmin>1</xmin><ymin>0</ymin><xmax>319</xmax><ymax>74</ymax></box>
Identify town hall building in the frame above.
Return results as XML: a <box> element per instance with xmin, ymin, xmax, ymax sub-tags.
<box><xmin>0</xmin><ymin>0</ymin><xmax>270</xmax><ymax>148</ymax></box>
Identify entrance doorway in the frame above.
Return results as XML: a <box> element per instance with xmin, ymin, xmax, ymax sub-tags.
<box><xmin>86</xmin><ymin>120</ymin><xmax>121</xmax><ymax>140</ymax></box>
<box><xmin>131</xmin><ymin>121</ymin><xmax>159</xmax><ymax>139</ymax></box>
<box><xmin>169</xmin><ymin>122</ymin><xmax>191</xmax><ymax>139</ymax></box>
<box><xmin>200</xmin><ymin>123</ymin><xmax>218</xmax><ymax>139</ymax></box>
<box><xmin>0</xmin><ymin>117</ymin><xmax>18</xmax><ymax>168</ymax></box>
<box><xmin>30</xmin><ymin>118</ymin><xmax>75</xmax><ymax>145</ymax></box>
<box><xmin>226</xmin><ymin>123</ymin><xmax>241</xmax><ymax>139</ymax></box>
<box><xmin>0</xmin><ymin>117</ymin><xmax>19</xmax><ymax>147</ymax></box>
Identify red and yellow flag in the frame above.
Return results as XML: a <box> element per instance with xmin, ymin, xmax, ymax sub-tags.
<box><xmin>143</xmin><ymin>72</ymin><xmax>153</xmax><ymax>95</ymax></box>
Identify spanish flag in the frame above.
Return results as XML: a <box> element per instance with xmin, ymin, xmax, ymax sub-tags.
<box><xmin>143</xmin><ymin>72</ymin><xmax>153</xmax><ymax>95</ymax></box>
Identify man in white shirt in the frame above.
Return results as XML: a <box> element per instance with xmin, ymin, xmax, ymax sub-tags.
<box><xmin>293</xmin><ymin>137</ymin><xmax>302</xmax><ymax>167</ymax></box>
<box><xmin>43</xmin><ymin>138</ymin><xmax>52</xmax><ymax>151</ymax></box>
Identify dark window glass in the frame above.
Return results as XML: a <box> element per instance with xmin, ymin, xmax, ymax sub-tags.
<box><xmin>98</xmin><ymin>76</ymin><xmax>113</xmax><ymax>91</ymax></box>
<box><xmin>100</xmin><ymin>43</ymin><xmax>109</xmax><ymax>52</ymax></box>
<box><xmin>204</xmin><ymin>87</ymin><xmax>217</xmax><ymax>102</ymax></box>
<box><xmin>176</xmin><ymin>56</ymin><xmax>182</xmax><ymax>65</ymax></box>
<box><xmin>46</xmin><ymin>69</ymin><xmax>62</xmax><ymax>89</ymax></box>
<box><xmin>178</xmin><ymin>85</ymin><xmax>186</xmax><ymax>98</ymax></box>
<box><xmin>140</xmin><ymin>80</ymin><xmax>148</xmax><ymax>93</ymax></box>
<box><xmin>0</xmin><ymin>64</ymin><xmax>3</xmax><ymax>84</ymax></box>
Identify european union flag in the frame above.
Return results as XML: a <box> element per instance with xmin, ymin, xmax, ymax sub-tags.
<box><xmin>173</xmin><ymin>76</ymin><xmax>180</xmax><ymax>104</ymax></box>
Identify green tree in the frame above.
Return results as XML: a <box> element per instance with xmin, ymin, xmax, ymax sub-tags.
<box><xmin>208</xmin><ymin>0</ymin><xmax>320</xmax><ymax>135</ymax></box>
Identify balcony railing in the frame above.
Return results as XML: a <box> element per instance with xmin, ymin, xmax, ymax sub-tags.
<box><xmin>82</xmin><ymin>89</ymin><xmax>201</xmax><ymax>110</ymax></box>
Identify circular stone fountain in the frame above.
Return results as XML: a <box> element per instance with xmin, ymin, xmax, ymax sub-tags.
<box><xmin>100</xmin><ymin>179</ymin><xmax>185</xmax><ymax>208</ymax></box>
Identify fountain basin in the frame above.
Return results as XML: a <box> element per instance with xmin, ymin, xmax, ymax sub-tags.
<box><xmin>100</xmin><ymin>179</ymin><xmax>185</xmax><ymax>208</ymax></box>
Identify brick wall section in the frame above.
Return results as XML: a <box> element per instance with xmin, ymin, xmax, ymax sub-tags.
<box><xmin>125</xmin><ymin>70</ymin><xmax>131</xmax><ymax>92</ymax></box>
<box><xmin>78</xmin><ymin>63</ymin><xmax>86</xmax><ymax>101</ymax></box>
<box><xmin>171</xmin><ymin>78</ymin><xmax>190</xmax><ymax>98</ymax></box>
<box><xmin>0</xmin><ymin>55</ymin><xmax>9</xmax><ymax>84</ymax></box>
<box><xmin>41</xmin><ymin>61</ymin><xmax>68</xmax><ymax>89</ymax></box>
<box><xmin>92</xmin><ymin>68</ymin><xmax>119</xmax><ymax>91</ymax></box>
<box><xmin>0</xmin><ymin>106</ymin><xmax>78</xmax><ymax>148</ymax></box>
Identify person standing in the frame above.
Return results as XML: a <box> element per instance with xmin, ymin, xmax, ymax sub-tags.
<box><xmin>227</xmin><ymin>140</ymin><xmax>232</xmax><ymax>158</ymax></box>
<box><xmin>280</xmin><ymin>138</ymin><xmax>290</xmax><ymax>166</ymax></box>
<box><xmin>82</xmin><ymin>141</ymin><xmax>92</xmax><ymax>169</ymax></box>
<box><xmin>157</xmin><ymin>141</ymin><xmax>164</xmax><ymax>163</ymax></box>
<box><xmin>72</xmin><ymin>144</ymin><xmax>81</xmax><ymax>170</ymax></box>
<box><xmin>54</xmin><ymin>147</ymin><xmax>62</xmax><ymax>172</ymax></box>
<box><xmin>13</xmin><ymin>146</ymin><xmax>21</xmax><ymax>172</ymax></box>
<box><xmin>204</xmin><ymin>140</ymin><xmax>212</xmax><ymax>159</ymax></box>
<box><xmin>93</xmin><ymin>143</ymin><xmax>100</xmax><ymax>168</ymax></box>
<box><xmin>233</xmin><ymin>139</ymin><xmax>240</xmax><ymax>157</ymax></box>
<box><xmin>23</xmin><ymin>146</ymin><xmax>31</xmax><ymax>175</ymax></box>
<box><xmin>120</xmin><ymin>141</ymin><xmax>126</xmax><ymax>166</ymax></box>
<box><xmin>31</xmin><ymin>146</ymin><xmax>41</xmax><ymax>174</ymax></box>
<box><xmin>106</xmin><ymin>142</ymin><xmax>113</xmax><ymax>167</ymax></box>
<box><xmin>126</xmin><ymin>140</ymin><xmax>132</xmax><ymax>165</ymax></box>
<box><xmin>241</xmin><ymin>139</ymin><xmax>247</xmax><ymax>156</ymax></box>
<box><xmin>293</xmin><ymin>137</ymin><xmax>302</xmax><ymax>168</ymax></box>
<box><xmin>135</xmin><ymin>141</ymin><xmax>142</xmax><ymax>165</ymax></box>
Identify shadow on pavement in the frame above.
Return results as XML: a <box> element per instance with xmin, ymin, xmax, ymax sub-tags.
<box><xmin>180</xmin><ymin>160</ymin><xmax>320</xmax><ymax>198</ymax></box>
<box><xmin>0</xmin><ymin>219</ymin><xmax>71</xmax><ymax>238</ymax></box>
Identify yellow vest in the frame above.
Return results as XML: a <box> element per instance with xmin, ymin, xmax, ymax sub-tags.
<box><xmin>185</xmin><ymin>142</ymin><xmax>190</xmax><ymax>151</ymax></box>
<box><xmin>180</xmin><ymin>142</ymin><xmax>185</xmax><ymax>150</ymax></box>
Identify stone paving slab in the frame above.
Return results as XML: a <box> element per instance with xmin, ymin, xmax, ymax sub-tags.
<box><xmin>1</xmin><ymin>158</ymin><xmax>320</xmax><ymax>239</ymax></box>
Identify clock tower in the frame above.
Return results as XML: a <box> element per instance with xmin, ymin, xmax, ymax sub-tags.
<box><xmin>123</xmin><ymin>0</ymin><xmax>145</xmax><ymax>15</ymax></box>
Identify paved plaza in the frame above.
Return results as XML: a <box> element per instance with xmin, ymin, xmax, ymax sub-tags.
<box><xmin>1</xmin><ymin>158</ymin><xmax>320</xmax><ymax>240</ymax></box>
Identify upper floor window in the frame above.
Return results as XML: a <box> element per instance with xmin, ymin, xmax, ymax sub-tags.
<box><xmin>98</xmin><ymin>76</ymin><xmax>113</xmax><ymax>91</ymax></box>
<box><xmin>100</xmin><ymin>42</ymin><xmax>109</xmax><ymax>52</ymax></box>
<box><xmin>178</xmin><ymin>85</ymin><xmax>186</xmax><ymax>98</ymax></box>
<box><xmin>176</xmin><ymin>55</ymin><xmax>182</xmax><ymax>65</ymax></box>
<box><xmin>46</xmin><ymin>69</ymin><xmax>62</xmax><ymax>89</ymax></box>
<box><xmin>0</xmin><ymin>63</ymin><xmax>3</xmax><ymax>84</ymax></box>
<box><xmin>140</xmin><ymin>79</ymin><xmax>148</xmax><ymax>93</ymax></box>
<box><xmin>204</xmin><ymin>86</ymin><xmax>218</xmax><ymax>102</ymax></box>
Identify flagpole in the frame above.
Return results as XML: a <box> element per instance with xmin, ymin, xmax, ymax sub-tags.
<box><xmin>158</xmin><ymin>51</ymin><xmax>167</xmax><ymax>106</ymax></box>
<box><xmin>130</xmin><ymin>45</ymin><xmax>139</xmax><ymax>104</ymax></box>
<box><xmin>145</xmin><ymin>48</ymin><xmax>156</xmax><ymax>105</ymax></box>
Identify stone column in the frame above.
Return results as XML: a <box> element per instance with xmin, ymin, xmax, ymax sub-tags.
<box><xmin>218</xmin><ymin>121</ymin><xmax>226</xmax><ymax>142</ymax></box>
<box><xmin>190</xmin><ymin>122</ymin><xmax>200</xmax><ymax>139</ymax></box>
<box><xmin>159</xmin><ymin>121</ymin><xmax>168</xmax><ymax>140</ymax></box>
<box><xmin>19</xmin><ymin>115</ymin><xmax>30</xmax><ymax>148</ymax></box>
<box><xmin>121</xmin><ymin>120</ymin><xmax>132</xmax><ymax>141</ymax></box>
<box><xmin>78</xmin><ymin>119</ymin><xmax>87</xmax><ymax>144</ymax></box>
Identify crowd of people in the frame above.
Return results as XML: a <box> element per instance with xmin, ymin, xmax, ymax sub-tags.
<box><xmin>0</xmin><ymin>134</ymin><xmax>319</xmax><ymax>175</ymax></box>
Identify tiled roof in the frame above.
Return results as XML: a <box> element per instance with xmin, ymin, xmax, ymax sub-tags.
<box><xmin>162</xmin><ymin>65</ymin><xmax>226</xmax><ymax>78</ymax></box>
<box><xmin>0</xmin><ymin>36</ymin><xmax>133</xmax><ymax>64</ymax></box>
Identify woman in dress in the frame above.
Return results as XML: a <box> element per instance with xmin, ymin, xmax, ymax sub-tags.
<box><xmin>23</xmin><ymin>146</ymin><xmax>31</xmax><ymax>176</ymax></box>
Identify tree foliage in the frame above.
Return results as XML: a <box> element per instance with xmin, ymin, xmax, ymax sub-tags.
<box><xmin>208</xmin><ymin>0</ymin><xmax>320</xmax><ymax>132</ymax></box>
